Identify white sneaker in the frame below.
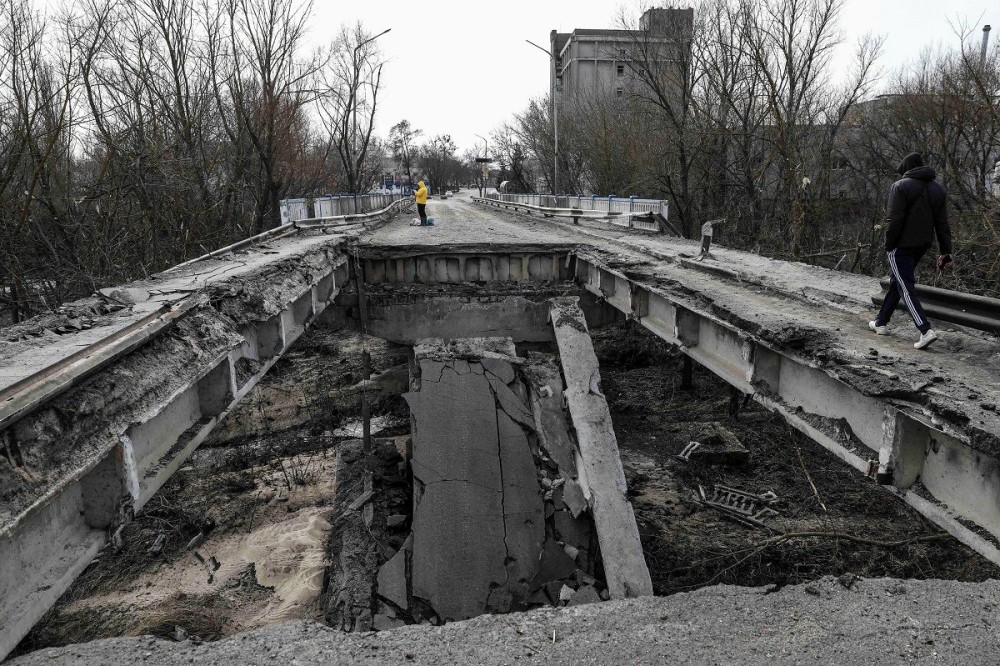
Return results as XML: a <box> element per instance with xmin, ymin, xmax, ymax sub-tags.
<box><xmin>868</xmin><ymin>321</ymin><xmax>889</xmax><ymax>335</ymax></box>
<box><xmin>914</xmin><ymin>329</ymin><xmax>938</xmax><ymax>350</ymax></box>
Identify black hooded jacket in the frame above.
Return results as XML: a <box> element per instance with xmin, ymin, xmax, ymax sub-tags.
<box><xmin>885</xmin><ymin>165</ymin><xmax>951</xmax><ymax>254</ymax></box>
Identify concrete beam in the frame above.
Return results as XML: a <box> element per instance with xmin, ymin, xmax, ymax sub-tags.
<box><xmin>549</xmin><ymin>298</ymin><xmax>654</xmax><ymax>599</ymax></box>
<box><xmin>578</xmin><ymin>255</ymin><xmax>1000</xmax><ymax>567</ymax></box>
<box><xmin>0</xmin><ymin>248</ymin><xmax>351</xmax><ymax>660</ymax></box>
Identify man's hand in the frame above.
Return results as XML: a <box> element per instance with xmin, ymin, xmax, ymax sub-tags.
<box><xmin>936</xmin><ymin>254</ymin><xmax>954</xmax><ymax>271</ymax></box>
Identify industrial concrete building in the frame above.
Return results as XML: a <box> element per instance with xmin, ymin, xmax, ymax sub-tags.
<box><xmin>548</xmin><ymin>8</ymin><xmax>693</xmax><ymax>101</ymax></box>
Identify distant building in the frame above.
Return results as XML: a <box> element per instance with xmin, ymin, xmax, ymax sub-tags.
<box><xmin>549</xmin><ymin>8</ymin><xmax>693</xmax><ymax>102</ymax></box>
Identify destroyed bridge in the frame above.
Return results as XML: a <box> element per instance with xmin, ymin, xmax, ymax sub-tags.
<box><xmin>1</xmin><ymin>194</ymin><xmax>999</xmax><ymax>660</ymax></box>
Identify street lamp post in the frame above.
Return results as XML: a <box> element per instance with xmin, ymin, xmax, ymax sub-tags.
<box><xmin>351</xmin><ymin>27</ymin><xmax>391</xmax><ymax>200</ymax></box>
<box><xmin>526</xmin><ymin>39</ymin><xmax>558</xmax><ymax>197</ymax></box>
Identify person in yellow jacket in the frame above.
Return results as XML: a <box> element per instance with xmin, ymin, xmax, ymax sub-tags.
<box><xmin>413</xmin><ymin>180</ymin><xmax>429</xmax><ymax>225</ymax></box>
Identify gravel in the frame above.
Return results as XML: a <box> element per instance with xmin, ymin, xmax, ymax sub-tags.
<box><xmin>11</xmin><ymin>576</ymin><xmax>1000</xmax><ymax>665</ymax></box>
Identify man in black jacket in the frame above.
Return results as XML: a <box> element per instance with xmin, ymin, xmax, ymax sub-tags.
<box><xmin>869</xmin><ymin>152</ymin><xmax>953</xmax><ymax>349</ymax></box>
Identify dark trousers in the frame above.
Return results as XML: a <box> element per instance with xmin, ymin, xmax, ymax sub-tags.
<box><xmin>876</xmin><ymin>247</ymin><xmax>931</xmax><ymax>334</ymax></box>
<box><xmin>417</xmin><ymin>203</ymin><xmax>427</xmax><ymax>224</ymax></box>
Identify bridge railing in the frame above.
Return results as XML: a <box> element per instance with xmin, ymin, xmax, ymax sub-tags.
<box><xmin>487</xmin><ymin>193</ymin><xmax>668</xmax><ymax>232</ymax></box>
<box><xmin>281</xmin><ymin>193</ymin><xmax>405</xmax><ymax>224</ymax></box>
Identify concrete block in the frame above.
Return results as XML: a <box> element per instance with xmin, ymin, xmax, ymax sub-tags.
<box><xmin>405</xmin><ymin>341</ymin><xmax>550</xmax><ymax>621</ymax></box>
<box><xmin>676</xmin><ymin>308</ymin><xmax>700</xmax><ymax>347</ymax></box>
<box><xmin>524</xmin><ymin>357</ymin><xmax>577</xmax><ymax>475</ymax></box>
<box><xmin>256</xmin><ymin>314</ymin><xmax>284</xmax><ymax>360</ymax></box>
<box><xmin>416</xmin><ymin>257</ymin><xmax>433</xmax><ymax>283</ymax></box>
<box><xmin>377</xmin><ymin>544</ymin><xmax>409</xmax><ymax>610</ymax></box>
<box><xmin>568</xmin><ymin>585</ymin><xmax>602</xmax><ymax>606</ymax></box>
<box><xmin>553</xmin><ymin>509</ymin><xmax>591</xmax><ymax>549</ymax></box>
<box><xmin>80</xmin><ymin>451</ymin><xmax>126</xmax><ymax>529</ymax></box>
<box><xmin>366</xmin><ymin>298</ymin><xmax>555</xmax><ymax>345</ymax></box>
<box><xmin>891</xmin><ymin>412</ymin><xmax>929</xmax><ymax>490</ymax></box>
<box><xmin>315</xmin><ymin>272</ymin><xmax>335</xmax><ymax>304</ymax></box>
<box><xmin>686</xmin><ymin>423</ymin><xmax>749</xmax><ymax>466</ymax></box>
<box><xmin>197</xmin><ymin>359</ymin><xmax>235</xmax><ymax>418</ymax></box>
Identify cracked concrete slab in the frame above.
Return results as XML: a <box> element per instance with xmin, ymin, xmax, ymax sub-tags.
<box><xmin>496</xmin><ymin>411</ymin><xmax>545</xmax><ymax>608</ymax></box>
<box><xmin>405</xmin><ymin>364</ymin><xmax>505</xmax><ymax>622</ymax></box>
<box><xmin>403</xmin><ymin>338</ymin><xmax>597</xmax><ymax>622</ymax></box>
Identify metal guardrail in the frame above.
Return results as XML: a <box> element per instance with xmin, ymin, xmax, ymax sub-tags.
<box><xmin>281</xmin><ymin>193</ymin><xmax>405</xmax><ymax>223</ymax></box>
<box><xmin>872</xmin><ymin>279</ymin><xmax>1000</xmax><ymax>335</ymax></box>
<box><xmin>477</xmin><ymin>195</ymin><xmax>664</xmax><ymax>233</ymax></box>
<box><xmin>172</xmin><ymin>197</ymin><xmax>409</xmax><ymax>271</ymax></box>
<box><xmin>0</xmin><ymin>296</ymin><xmax>205</xmax><ymax>433</ymax></box>
<box><xmin>488</xmin><ymin>193</ymin><xmax>669</xmax><ymax>232</ymax></box>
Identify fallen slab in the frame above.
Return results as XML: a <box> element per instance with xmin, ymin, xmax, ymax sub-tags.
<box><xmin>549</xmin><ymin>297</ymin><xmax>653</xmax><ymax>599</ymax></box>
<box><xmin>398</xmin><ymin>337</ymin><xmax>606</xmax><ymax>623</ymax></box>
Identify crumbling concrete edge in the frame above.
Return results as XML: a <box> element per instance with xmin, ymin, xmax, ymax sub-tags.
<box><xmin>0</xmin><ymin>251</ymin><xmax>354</xmax><ymax>661</ymax></box>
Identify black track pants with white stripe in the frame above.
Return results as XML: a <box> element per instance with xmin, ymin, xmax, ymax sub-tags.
<box><xmin>876</xmin><ymin>247</ymin><xmax>931</xmax><ymax>334</ymax></box>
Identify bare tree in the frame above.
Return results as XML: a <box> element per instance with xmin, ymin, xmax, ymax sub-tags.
<box><xmin>388</xmin><ymin>118</ymin><xmax>421</xmax><ymax>185</ymax></box>
<box><xmin>320</xmin><ymin>22</ymin><xmax>387</xmax><ymax>195</ymax></box>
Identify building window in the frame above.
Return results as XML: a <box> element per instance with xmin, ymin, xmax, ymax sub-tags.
<box><xmin>617</xmin><ymin>64</ymin><xmax>624</xmax><ymax>76</ymax></box>
<box><xmin>616</xmin><ymin>88</ymin><xmax>624</xmax><ymax>97</ymax></box>
<box><xmin>620</xmin><ymin>48</ymin><xmax>627</xmax><ymax>58</ymax></box>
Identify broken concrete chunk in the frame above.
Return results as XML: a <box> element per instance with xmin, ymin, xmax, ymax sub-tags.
<box><xmin>488</xmin><ymin>374</ymin><xmax>536</xmax><ymax>430</ymax></box>
<box><xmin>558</xmin><ymin>584</ymin><xmax>575</xmax><ymax>603</ymax></box>
<box><xmin>347</xmin><ymin>490</ymin><xmax>375</xmax><ymax>512</ymax></box>
<box><xmin>552</xmin><ymin>486</ymin><xmax>567</xmax><ymax>510</ymax></box>
<box><xmin>568</xmin><ymin>585</ymin><xmax>602</xmax><ymax>607</ymax></box>
<box><xmin>386</xmin><ymin>514</ymin><xmax>407</xmax><ymax>528</ymax></box>
<box><xmin>541</xmin><ymin>580</ymin><xmax>565</xmax><ymax>605</ymax></box>
<box><xmin>562</xmin><ymin>478</ymin><xmax>588</xmax><ymax>518</ymax></box>
<box><xmin>554</xmin><ymin>509</ymin><xmax>591</xmax><ymax>549</ymax></box>
<box><xmin>481</xmin><ymin>357</ymin><xmax>516</xmax><ymax>385</ymax></box>
<box><xmin>683</xmin><ymin>423</ymin><xmax>749</xmax><ymax>466</ymax></box>
<box><xmin>372</xmin><ymin>613</ymin><xmax>406</xmax><ymax>631</ymax></box>
<box><xmin>376</xmin><ymin>542</ymin><xmax>409</xmax><ymax>611</ymax></box>
<box><xmin>527</xmin><ymin>588</ymin><xmax>551</xmax><ymax>606</ymax></box>
<box><xmin>532</xmin><ymin>538</ymin><xmax>578</xmax><ymax>588</ymax></box>
<box><xmin>524</xmin><ymin>357</ymin><xmax>578</xmax><ymax>475</ymax></box>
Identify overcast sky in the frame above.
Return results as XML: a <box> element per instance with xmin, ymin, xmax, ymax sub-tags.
<box><xmin>315</xmin><ymin>0</ymin><xmax>997</xmax><ymax>155</ymax></box>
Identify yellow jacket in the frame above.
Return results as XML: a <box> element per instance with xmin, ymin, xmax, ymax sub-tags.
<box><xmin>414</xmin><ymin>181</ymin><xmax>428</xmax><ymax>204</ymax></box>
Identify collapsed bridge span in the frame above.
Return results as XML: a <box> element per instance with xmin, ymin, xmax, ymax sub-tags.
<box><xmin>2</xmin><ymin>195</ymin><xmax>999</xmax><ymax>659</ymax></box>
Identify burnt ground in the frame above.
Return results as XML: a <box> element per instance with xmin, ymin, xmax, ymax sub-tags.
<box><xmin>592</xmin><ymin>320</ymin><xmax>1000</xmax><ymax>595</ymax></box>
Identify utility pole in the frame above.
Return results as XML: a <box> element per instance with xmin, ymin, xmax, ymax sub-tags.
<box><xmin>475</xmin><ymin>133</ymin><xmax>489</xmax><ymax>196</ymax></box>
<box><xmin>526</xmin><ymin>39</ymin><xmax>559</xmax><ymax>197</ymax></box>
